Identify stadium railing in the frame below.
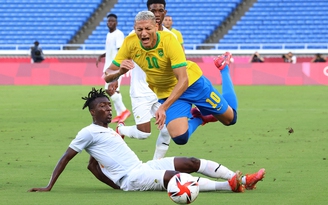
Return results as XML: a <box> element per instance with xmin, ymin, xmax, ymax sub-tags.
<box><xmin>1</xmin><ymin>44</ymin><xmax>327</xmax><ymax>56</ymax></box>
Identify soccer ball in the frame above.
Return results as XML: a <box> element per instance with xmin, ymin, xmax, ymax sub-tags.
<box><xmin>167</xmin><ymin>173</ymin><xmax>199</xmax><ymax>204</ymax></box>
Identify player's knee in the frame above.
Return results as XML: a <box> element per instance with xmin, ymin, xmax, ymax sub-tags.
<box><xmin>172</xmin><ymin>131</ymin><xmax>189</xmax><ymax>145</ymax></box>
<box><xmin>87</xmin><ymin>161</ymin><xmax>95</xmax><ymax>171</ymax></box>
<box><xmin>135</xmin><ymin>129</ymin><xmax>151</xmax><ymax>139</ymax></box>
<box><xmin>227</xmin><ymin>108</ymin><xmax>237</xmax><ymax>126</ymax></box>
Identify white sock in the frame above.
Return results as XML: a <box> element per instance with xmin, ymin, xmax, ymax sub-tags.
<box><xmin>197</xmin><ymin>159</ymin><xmax>235</xmax><ymax>180</ymax></box>
<box><xmin>196</xmin><ymin>177</ymin><xmax>231</xmax><ymax>191</ymax></box>
<box><xmin>110</xmin><ymin>92</ymin><xmax>126</xmax><ymax>116</ymax></box>
<box><xmin>118</xmin><ymin>125</ymin><xmax>151</xmax><ymax>139</ymax></box>
<box><xmin>153</xmin><ymin>125</ymin><xmax>171</xmax><ymax>160</ymax></box>
<box><xmin>242</xmin><ymin>176</ymin><xmax>246</xmax><ymax>185</ymax></box>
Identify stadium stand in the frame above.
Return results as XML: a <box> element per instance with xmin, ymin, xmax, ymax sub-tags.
<box><xmin>83</xmin><ymin>0</ymin><xmax>242</xmax><ymax>50</ymax></box>
<box><xmin>0</xmin><ymin>0</ymin><xmax>102</xmax><ymax>50</ymax></box>
<box><xmin>1</xmin><ymin>0</ymin><xmax>327</xmax><ymax>55</ymax></box>
<box><xmin>219</xmin><ymin>0</ymin><xmax>328</xmax><ymax>49</ymax></box>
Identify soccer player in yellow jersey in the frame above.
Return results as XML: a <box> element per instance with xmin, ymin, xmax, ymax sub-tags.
<box><xmin>163</xmin><ymin>15</ymin><xmax>184</xmax><ymax>50</ymax></box>
<box><xmin>104</xmin><ymin>11</ymin><xmax>238</xmax><ymax>146</ymax></box>
<box><xmin>115</xmin><ymin>0</ymin><xmax>178</xmax><ymax>160</ymax></box>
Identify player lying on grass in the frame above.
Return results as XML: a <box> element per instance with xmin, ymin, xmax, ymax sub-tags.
<box><xmin>28</xmin><ymin>88</ymin><xmax>265</xmax><ymax>193</ymax></box>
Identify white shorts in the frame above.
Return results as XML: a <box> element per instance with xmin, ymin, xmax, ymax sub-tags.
<box><xmin>119</xmin><ymin>157</ymin><xmax>175</xmax><ymax>191</ymax></box>
<box><xmin>131</xmin><ymin>95</ymin><xmax>161</xmax><ymax>125</ymax></box>
<box><xmin>104</xmin><ymin>75</ymin><xmax>122</xmax><ymax>91</ymax></box>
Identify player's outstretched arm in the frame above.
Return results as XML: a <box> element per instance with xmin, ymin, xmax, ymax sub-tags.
<box><xmin>28</xmin><ymin>147</ymin><xmax>78</xmax><ymax>192</ymax></box>
<box><xmin>87</xmin><ymin>156</ymin><xmax>120</xmax><ymax>189</ymax></box>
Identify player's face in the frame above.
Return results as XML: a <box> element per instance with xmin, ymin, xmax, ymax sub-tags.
<box><xmin>163</xmin><ymin>16</ymin><xmax>172</xmax><ymax>29</ymax></box>
<box><xmin>107</xmin><ymin>17</ymin><xmax>117</xmax><ymax>30</ymax></box>
<box><xmin>92</xmin><ymin>97</ymin><xmax>112</xmax><ymax>125</ymax></box>
<box><xmin>135</xmin><ymin>20</ymin><xmax>157</xmax><ymax>49</ymax></box>
<box><xmin>148</xmin><ymin>4</ymin><xmax>167</xmax><ymax>26</ymax></box>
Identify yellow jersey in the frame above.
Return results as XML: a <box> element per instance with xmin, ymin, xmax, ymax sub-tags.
<box><xmin>171</xmin><ymin>28</ymin><xmax>184</xmax><ymax>45</ymax></box>
<box><xmin>113</xmin><ymin>31</ymin><xmax>202</xmax><ymax>99</ymax></box>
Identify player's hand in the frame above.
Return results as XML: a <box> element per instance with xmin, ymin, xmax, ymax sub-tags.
<box><xmin>155</xmin><ymin>106</ymin><xmax>166</xmax><ymax>130</ymax></box>
<box><xmin>28</xmin><ymin>187</ymin><xmax>51</xmax><ymax>192</ymax></box>
<box><xmin>120</xmin><ymin>60</ymin><xmax>134</xmax><ymax>74</ymax></box>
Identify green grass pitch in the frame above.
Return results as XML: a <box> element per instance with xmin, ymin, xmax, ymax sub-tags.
<box><xmin>1</xmin><ymin>85</ymin><xmax>327</xmax><ymax>205</ymax></box>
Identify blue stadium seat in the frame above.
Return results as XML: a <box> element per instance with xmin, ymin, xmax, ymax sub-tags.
<box><xmin>307</xmin><ymin>45</ymin><xmax>328</xmax><ymax>49</ymax></box>
<box><xmin>84</xmin><ymin>0</ymin><xmax>241</xmax><ymax>46</ymax></box>
<box><xmin>4</xmin><ymin>0</ymin><xmax>326</xmax><ymax>50</ymax></box>
<box><xmin>220</xmin><ymin>0</ymin><xmax>328</xmax><ymax>46</ymax></box>
<box><xmin>0</xmin><ymin>0</ymin><xmax>102</xmax><ymax>47</ymax></box>
<box><xmin>217</xmin><ymin>45</ymin><xmax>239</xmax><ymax>50</ymax></box>
<box><xmin>262</xmin><ymin>45</ymin><xmax>283</xmax><ymax>49</ymax></box>
<box><xmin>285</xmin><ymin>45</ymin><xmax>306</xmax><ymax>49</ymax></box>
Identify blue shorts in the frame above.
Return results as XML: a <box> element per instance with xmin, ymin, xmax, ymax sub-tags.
<box><xmin>158</xmin><ymin>75</ymin><xmax>229</xmax><ymax>125</ymax></box>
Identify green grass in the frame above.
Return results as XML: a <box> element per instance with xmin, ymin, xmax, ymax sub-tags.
<box><xmin>1</xmin><ymin>85</ymin><xmax>327</xmax><ymax>205</ymax></box>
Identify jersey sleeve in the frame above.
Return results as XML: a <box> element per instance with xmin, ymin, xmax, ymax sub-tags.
<box><xmin>112</xmin><ymin>35</ymin><xmax>133</xmax><ymax>67</ymax></box>
<box><xmin>69</xmin><ymin>128</ymin><xmax>93</xmax><ymax>153</ymax></box>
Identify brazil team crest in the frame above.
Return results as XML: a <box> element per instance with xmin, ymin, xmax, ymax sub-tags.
<box><xmin>158</xmin><ymin>49</ymin><xmax>164</xmax><ymax>57</ymax></box>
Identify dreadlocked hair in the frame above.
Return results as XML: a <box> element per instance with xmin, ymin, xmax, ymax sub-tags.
<box><xmin>82</xmin><ymin>87</ymin><xmax>109</xmax><ymax>110</ymax></box>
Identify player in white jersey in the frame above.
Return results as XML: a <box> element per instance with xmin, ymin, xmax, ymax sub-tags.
<box><xmin>115</xmin><ymin>0</ymin><xmax>178</xmax><ymax>160</ymax></box>
<box><xmin>96</xmin><ymin>13</ymin><xmax>130</xmax><ymax>123</ymax></box>
<box><xmin>28</xmin><ymin>88</ymin><xmax>265</xmax><ymax>193</ymax></box>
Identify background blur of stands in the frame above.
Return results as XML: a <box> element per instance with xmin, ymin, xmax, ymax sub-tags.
<box><xmin>1</xmin><ymin>0</ymin><xmax>327</xmax><ymax>58</ymax></box>
<box><xmin>1</xmin><ymin>43</ymin><xmax>328</xmax><ymax>57</ymax></box>
<box><xmin>0</xmin><ymin>0</ymin><xmax>327</xmax><ymax>86</ymax></box>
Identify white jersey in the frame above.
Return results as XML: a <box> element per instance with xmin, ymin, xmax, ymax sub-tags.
<box><xmin>129</xmin><ymin>26</ymin><xmax>176</xmax><ymax>98</ymax></box>
<box><xmin>103</xmin><ymin>29</ymin><xmax>125</xmax><ymax>72</ymax></box>
<box><xmin>130</xmin><ymin>63</ymin><xmax>156</xmax><ymax>98</ymax></box>
<box><xmin>69</xmin><ymin>124</ymin><xmax>142</xmax><ymax>184</ymax></box>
